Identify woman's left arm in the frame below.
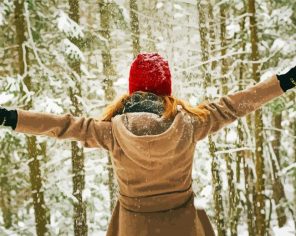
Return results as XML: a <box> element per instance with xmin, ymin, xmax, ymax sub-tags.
<box><xmin>1</xmin><ymin>108</ymin><xmax>113</xmax><ymax>150</ymax></box>
<box><xmin>193</xmin><ymin>66</ymin><xmax>295</xmax><ymax>142</ymax></box>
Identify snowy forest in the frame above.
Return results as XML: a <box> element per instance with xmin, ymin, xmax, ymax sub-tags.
<box><xmin>0</xmin><ymin>0</ymin><xmax>295</xmax><ymax>235</ymax></box>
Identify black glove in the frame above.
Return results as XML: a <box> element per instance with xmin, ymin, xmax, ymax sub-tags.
<box><xmin>276</xmin><ymin>65</ymin><xmax>296</xmax><ymax>92</ymax></box>
<box><xmin>0</xmin><ymin>107</ymin><xmax>18</xmax><ymax>130</ymax></box>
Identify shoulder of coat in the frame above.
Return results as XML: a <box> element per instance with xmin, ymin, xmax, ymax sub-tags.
<box><xmin>177</xmin><ymin>107</ymin><xmax>195</xmax><ymax>125</ymax></box>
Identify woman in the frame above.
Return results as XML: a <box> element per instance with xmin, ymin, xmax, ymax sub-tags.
<box><xmin>1</xmin><ymin>53</ymin><xmax>295</xmax><ymax>235</ymax></box>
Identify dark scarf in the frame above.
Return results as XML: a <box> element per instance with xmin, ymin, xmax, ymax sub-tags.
<box><xmin>117</xmin><ymin>92</ymin><xmax>165</xmax><ymax>116</ymax></box>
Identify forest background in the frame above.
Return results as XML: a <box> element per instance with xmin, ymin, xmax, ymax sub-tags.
<box><xmin>0</xmin><ymin>0</ymin><xmax>295</xmax><ymax>235</ymax></box>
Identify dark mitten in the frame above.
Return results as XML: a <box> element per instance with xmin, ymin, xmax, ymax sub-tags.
<box><xmin>0</xmin><ymin>107</ymin><xmax>18</xmax><ymax>130</ymax></box>
<box><xmin>276</xmin><ymin>65</ymin><xmax>296</xmax><ymax>92</ymax></box>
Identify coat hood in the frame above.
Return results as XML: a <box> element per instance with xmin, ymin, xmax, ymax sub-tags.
<box><xmin>111</xmin><ymin>109</ymin><xmax>194</xmax><ymax>169</ymax></box>
<box><xmin>110</xmin><ymin>109</ymin><xmax>195</xmax><ymax>198</ymax></box>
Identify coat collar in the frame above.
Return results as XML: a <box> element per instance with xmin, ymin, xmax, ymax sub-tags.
<box><xmin>113</xmin><ymin>111</ymin><xmax>181</xmax><ymax>139</ymax></box>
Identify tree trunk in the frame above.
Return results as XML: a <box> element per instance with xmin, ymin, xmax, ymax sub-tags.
<box><xmin>144</xmin><ymin>0</ymin><xmax>156</xmax><ymax>52</ymax></box>
<box><xmin>197</xmin><ymin>1</ymin><xmax>225</xmax><ymax>235</ymax></box>
<box><xmin>289</xmin><ymin>92</ymin><xmax>296</xmax><ymax>216</ymax></box>
<box><xmin>197</xmin><ymin>0</ymin><xmax>211</xmax><ymax>89</ymax></box>
<box><xmin>271</xmin><ymin>112</ymin><xmax>288</xmax><ymax>227</ymax></box>
<box><xmin>248</xmin><ymin>0</ymin><xmax>266</xmax><ymax>234</ymax></box>
<box><xmin>243</xmin><ymin>156</ymin><xmax>256</xmax><ymax>236</ymax></box>
<box><xmin>208</xmin><ymin>0</ymin><xmax>217</xmax><ymax>71</ymax></box>
<box><xmin>220</xmin><ymin>3</ymin><xmax>240</xmax><ymax>234</ymax></box>
<box><xmin>219</xmin><ymin>3</ymin><xmax>228</xmax><ymax>96</ymax></box>
<box><xmin>129</xmin><ymin>0</ymin><xmax>141</xmax><ymax>57</ymax></box>
<box><xmin>99</xmin><ymin>0</ymin><xmax>116</xmax><ymax>100</ymax></box>
<box><xmin>237</xmin><ymin>7</ymin><xmax>255</xmax><ymax>236</ymax></box>
<box><xmin>68</xmin><ymin>1</ymin><xmax>88</xmax><ymax>235</ymax></box>
<box><xmin>0</xmin><ymin>170</ymin><xmax>12</xmax><ymax>228</ymax></box>
<box><xmin>14</xmin><ymin>1</ymin><xmax>49</xmax><ymax>235</ymax></box>
<box><xmin>98</xmin><ymin>0</ymin><xmax>118</xmax><ymax>214</ymax></box>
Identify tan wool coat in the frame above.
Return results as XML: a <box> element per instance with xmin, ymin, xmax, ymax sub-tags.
<box><xmin>13</xmin><ymin>75</ymin><xmax>284</xmax><ymax>236</ymax></box>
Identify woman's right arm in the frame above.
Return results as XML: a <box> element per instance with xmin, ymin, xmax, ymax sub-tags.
<box><xmin>193</xmin><ymin>66</ymin><xmax>295</xmax><ymax>142</ymax></box>
<box><xmin>0</xmin><ymin>107</ymin><xmax>113</xmax><ymax>150</ymax></box>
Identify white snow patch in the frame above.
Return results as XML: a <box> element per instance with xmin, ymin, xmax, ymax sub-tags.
<box><xmin>0</xmin><ymin>93</ymin><xmax>14</xmax><ymax>104</ymax></box>
<box><xmin>156</xmin><ymin>2</ymin><xmax>163</xmax><ymax>9</ymax></box>
<box><xmin>270</xmin><ymin>38</ymin><xmax>286</xmax><ymax>52</ymax></box>
<box><xmin>38</xmin><ymin>97</ymin><xmax>64</xmax><ymax>114</ymax></box>
<box><xmin>260</xmin><ymin>70</ymin><xmax>274</xmax><ymax>81</ymax></box>
<box><xmin>0</xmin><ymin>5</ymin><xmax>5</xmax><ymax>26</ymax></box>
<box><xmin>200</xmin><ymin>185</ymin><xmax>212</xmax><ymax>196</ymax></box>
<box><xmin>89</xmin><ymin>230</ymin><xmax>107</xmax><ymax>236</ymax></box>
<box><xmin>174</xmin><ymin>12</ymin><xmax>184</xmax><ymax>18</ymax></box>
<box><xmin>206</xmin><ymin>86</ymin><xmax>218</xmax><ymax>98</ymax></box>
<box><xmin>114</xmin><ymin>77</ymin><xmax>128</xmax><ymax>86</ymax></box>
<box><xmin>227</xmin><ymin>23</ymin><xmax>240</xmax><ymax>38</ymax></box>
<box><xmin>194</xmin><ymin>196</ymin><xmax>209</xmax><ymax>209</ymax></box>
<box><xmin>272</xmin><ymin>218</ymin><xmax>295</xmax><ymax>236</ymax></box>
<box><xmin>57</xmin><ymin>10</ymin><xmax>84</xmax><ymax>38</ymax></box>
<box><xmin>226</xmin><ymin>129</ymin><xmax>238</xmax><ymax>143</ymax></box>
<box><xmin>281</xmin><ymin>119</ymin><xmax>290</xmax><ymax>126</ymax></box>
<box><xmin>61</xmin><ymin>38</ymin><xmax>85</xmax><ymax>62</ymax></box>
<box><xmin>288</xmin><ymin>110</ymin><xmax>296</xmax><ymax>119</ymax></box>
<box><xmin>173</xmin><ymin>4</ymin><xmax>183</xmax><ymax>10</ymax></box>
<box><xmin>82</xmin><ymin>188</ymin><xmax>91</xmax><ymax>201</ymax></box>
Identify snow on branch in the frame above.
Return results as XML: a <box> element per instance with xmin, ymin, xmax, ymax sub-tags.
<box><xmin>61</xmin><ymin>38</ymin><xmax>85</xmax><ymax>62</ymax></box>
<box><xmin>0</xmin><ymin>4</ymin><xmax>5</xmax><ymax>26</ymax></box>
<box><xmin>57</xmin><ymin>10</ymin><xmax>84</xmax><ymax>39</ymax></box>
<box><xmin>214</xmin><ymin>147</ymin><xmax>254</xmax><ymax>155</ymax></box>
<box><xmin>174</xmin><ymin>50</ymin><xmax>249</xmax><ymax>74</ymax></box>
<box><xmin>280</xmin><ymin>163</ymin><xmax>296</xmax><ymax>176</ymax></box>
<box><xmin>0</xmin><ymin>0</ymin><xmax>14</xmax><ymax>26</ymax></box>
<box><xmin>24</xmin><ymin>2</ymin><xmax>55</xmax><ymax>77</ymax></box>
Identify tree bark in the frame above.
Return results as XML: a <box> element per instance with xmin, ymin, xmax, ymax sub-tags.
<box><xmin>98</xmin><ymin>0</ymin><xmax>117</xmax><ymax>213</ymax></box>
<box><xmin>271</xmin><ymin>112</ymin><xmax>288</xmax><ymax>227</ymax></box>
<box><xmin>220</xmin><ymin>3</ymin><xmax>241</xmax><ymax>234</ymax></box>
<box><xmin>198</xmin><ymin>1</ymin><xmax>226</xmax><ymax>235</ymax></box>
<box><xmin>289</xmin><ymin>92</ymin><xmax>296</xmax><ymax>216</ymax></box>
<box><xmin>197</xmin><ymin>0</ymin><xmax>211</xmax><ymax>89</ymax></box>
<box><xmin>99</xmin><ymin>0</ymin><xmax>116</xmax><ymax>101</ymax></box>
<box><xmin>143</xmin><ymin>0</ymin><xmax>156</xmax><ymax>52</ymax></box>
<box><xmin>14</xmin><ymin>1</ymin><xmax>49</xmax><ymax>235</ymax></box>
<box><xmin>248</xmin><ymin>0</ymin><xmax>266</xmax><ymax>234</ymax></box>
<box><xmin>237</xmin><ymin>7</ymin><xmax>255</xmax><ymax>236</ymax></box>
<box><xmin>0</xmin><ymin>169</ymin><xmax>12</xmax><ymax>228</ymax></box>
<box><xmin>220</xmin><ymin>4</ymin><xmax>240</xmax><ymax>234</ymax></box>
<box><xmin>68</xmin><ymin>1</ymin><xmax>88</xmax><ymax>235</ymax></box>
<box><xmin>208</xmin><ymin>0</ymin><xmax>217</xmax><ymax>71</ymax></box>
<box><xmin>129</xmin><ymin>0</ymin><xmax>141</xmax><ymax>58</ymax></box>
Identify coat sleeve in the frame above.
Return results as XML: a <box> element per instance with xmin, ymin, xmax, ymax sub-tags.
<box><xmin>14</xmin><ymin>109</ymin><xmax>113</xmax><ymax>150</ymax></box>
<box><xmin>193</xmin><ymin>74</ymin><xmax>285</xmax><ymax>142</ymax></box>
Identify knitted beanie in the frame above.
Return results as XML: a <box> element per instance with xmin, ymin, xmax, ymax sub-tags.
<box><xmin>129</xmin><ymin>53</ymin><xmax>172</xmax><ymax>96</ymax></box>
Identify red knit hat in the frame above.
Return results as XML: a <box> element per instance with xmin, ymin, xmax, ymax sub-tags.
<box><xmin>129</xmin><ymin>53</ymin><xmax>172</xmax><ymax>96</ymax></box>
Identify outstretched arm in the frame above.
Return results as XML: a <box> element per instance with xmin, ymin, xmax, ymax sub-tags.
<box><xmin>193</xmin><ymin>67</ymin><xmax>295</xmax><ymax>142</ymax></box>
<box><xmin>0</xmin><ymin>108</ymin><xmax>113</xmax><ymax>150</ymax></box>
